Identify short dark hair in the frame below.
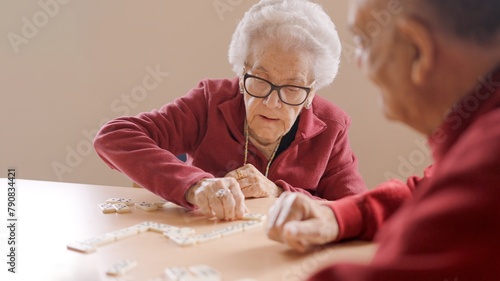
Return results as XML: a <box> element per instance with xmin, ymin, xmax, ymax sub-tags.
<box><xmin>422</xmin><ymin>0</ymin><xmax>500</xmax><ymax>45</ymax></box>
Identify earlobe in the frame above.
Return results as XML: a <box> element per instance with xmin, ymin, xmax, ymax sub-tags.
<box><xmin>239</xmin><ymin>81</ymin><xmax>244</xmax><ymax>94</ymax></box>
<box><xmin>304</xmin><ymin>93</ymin><xmax>315</xmax><ymax>109</ymax></box>
<box><xmin>397</xmin><ymin>17</ymin><xmax>435</xmax><ymax>86</ymax></box>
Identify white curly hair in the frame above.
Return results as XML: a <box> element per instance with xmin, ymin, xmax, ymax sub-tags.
<box><xmin>228</xmin><ymin>0</ymin><xmax>342</xmax><ymax>90</ymax></box>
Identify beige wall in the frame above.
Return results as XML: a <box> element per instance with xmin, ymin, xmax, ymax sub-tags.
<box><xmin>0</xmin><ymin>0</ymin><xmax>430</xmax><ymax>189</ymax></box>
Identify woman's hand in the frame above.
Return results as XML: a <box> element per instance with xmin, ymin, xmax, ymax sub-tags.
<box><xmin>226</xmin><ymin>164</ymin><xmax>283</xmax><ymax>198</ymax></box>
<box><xmin>185</xmin><ymin>177</ymin><xmax>246</xmax><ymax>220</ymax></box>
<box><xmin>266</xmin><ymin>192</ymin><xmax>340</xmax><ymax>253</ymax></box>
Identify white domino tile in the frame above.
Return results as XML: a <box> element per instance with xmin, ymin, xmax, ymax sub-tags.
<box><xmin>81</xmin><ymin>233</ymin><xmax>115</xmax><ymax>247</ymax></box>
<box><xmin>148</xmin><ymin>223</ymin><xmax>180</xmax><ymax>233</ymax></box>
<box><xmin>163</xmin><ymin>227</ymin><xmax>196</xmax><ymax>238</ymax></box>
<box><xmin>66</xmin><ymin>241</ymin><xmax>97</xmax><ymax>253</ymax></box>
<box><xmin>113</xmin><ymin>203</ymin><xmax>131</xmax><ymax>213</ymax></box>
<box><xmin>164</xmin><ymin>266</ymin><xmax>191</xmax><ymax>281</ymax></box>
<box><xmin>164</xmin><ymin>265</ymin><xmax>221</xmax><ymax>281</ymax></box>
<box><xmin>105</xmin><ymin>259</ymin><xmax>137</xmax><ymax>276</ymax></box>
<box><xmin>216</xmin><ymin>224</ymin><xmax>244</xmax><ymax>237</ymax></box>
<box><xmin>98</xmin><ymin>203</ymin><xmax>116</xmax><ymax>214</ymax></box>
<box><xmin>241</xmin><ymin>220</ymin><xmax>263</xmax><ymax>231</ymax></box>
<box><xmin>109</xmin><ymin>227</ymin><xmax>137</xmax><ymax>241</ymax></box>
<box><xmin>194</xmin><ymin>231</ymin><xmax>221</xmax><ymax>244</ymax></box>
<box><xmin>169</xmin><ymin>235</ymin><xmax>196</xmax><ymax>247</ymax></box>
<box><xmin>106</xmin><ymin>198</ymin><xmax>134</xmax><ymax>206</ymax></box>
<box><xmin>188</xmin><ymin>264</ymin><xmax>221</xmax><ymax>281</ymax></box>
<box><xmin>153</xmin><ymin>199</ymin><xmax>168</xmax><ymax>208</ymax></box>
<box><xmin>130</xmin><ymin>223</ymin><xmax>150</xmax><ymax>233</ymax></box>
<box><xmin>242</xmin><ymin>213</ymin><xmax>266</xmax><ymax>222</ymax></box>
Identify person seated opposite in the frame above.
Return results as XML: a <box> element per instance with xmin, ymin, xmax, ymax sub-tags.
<box><xmin>266</xmin><ymin>0</ymin><xmax>500</xmax><ymax>280</ymax></box>
<box><xmin>93</xmin><ymin>0</ymin><xmax>366</xmax><ymax>221</ymax></box>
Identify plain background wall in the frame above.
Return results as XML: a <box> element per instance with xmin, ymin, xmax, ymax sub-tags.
<box><xmin>0</xmin><ymin>0</ymin><xmax>431</xmax><ymax>189</ymax></box>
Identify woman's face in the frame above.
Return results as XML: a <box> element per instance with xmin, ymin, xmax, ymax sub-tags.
<box><xmin>243</xmin><ymin>43</ymin><xmax>315</xmax><ymax>146</ymax></box>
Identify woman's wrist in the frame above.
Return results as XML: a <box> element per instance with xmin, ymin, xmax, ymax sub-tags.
<box><xmin>185</xmin><ymin>180</ymin><xmax>203</xmax><ymax>205</ymax></box>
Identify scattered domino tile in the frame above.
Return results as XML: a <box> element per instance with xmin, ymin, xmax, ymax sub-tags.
<box><xmin>105</xmin><ymin>259</ymin><xmax>138</xmax><ymax>276</ymax></box>
<box><xmin>242</xmin><ymin>213</ymin><xmax>266</xmax><ymax>222</ymax></box>
<box><xmin>164</xmin><ymin>265</ymin><xmax>221</xmax><ymax>281</ymax></box>
<box><xmin>164</xmin><ymin>266</ymin><xmax>190</xmax><ymax>281</ymax></box>
<box><xmin>188</xmin><ymin>264</ymin><xmax>222</xmax><ymax>281</ymax></box>
<box><xmin>98</xmin><ymin>203</ymin><xmax>116</xmax><ymax>214</ymax></box>
<box><xmin>153</xmin><ymin>199</ymin><xmax>168</xmax><ymax>207</ymax></box>
<box><xmin>113</xmin><ymin>203</ymin><xmax>131</xmax><ymax>213</ymax></box>
<box><xmin>66</xmin><ymin>241</ymin><xmax>97</xmax><ymax>253</ymax></box>
<box><xmin>135</xmin><ymin>202</ymin><xmax>159</xmax><ymax>212</ymax></box>
<box><xmin>106</xmin><ymin>198</ymin><xmax>134</xmax><ymax>206</ymax></box>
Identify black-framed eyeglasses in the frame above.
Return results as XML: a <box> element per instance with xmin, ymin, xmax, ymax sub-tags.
<box><xmin>243</xmin><ymin>73</ymin><xmax>313</xmax><ymax>106</ymax></box>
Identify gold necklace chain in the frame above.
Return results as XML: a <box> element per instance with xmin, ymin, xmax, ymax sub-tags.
<box><xmin>243</xmin><ymin>121</ymin><xmax>282</xmax><ymax>177</ymax></box>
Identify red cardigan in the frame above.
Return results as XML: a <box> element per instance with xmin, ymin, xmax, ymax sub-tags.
<box><xmin>310</xmin><ymin>69</ymin><xmax>500</xmax><ymax>280</ymax></box>
<box><xmin>94</xmin><ymin>78</ymin><xmax>366</xmax><ymax>208</ymax></box>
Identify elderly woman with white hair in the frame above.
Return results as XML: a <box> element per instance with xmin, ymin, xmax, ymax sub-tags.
<box><xmin>94</xmin><ymin>0</ymin><xmax>366</xmax><ymax>220</ymax></box>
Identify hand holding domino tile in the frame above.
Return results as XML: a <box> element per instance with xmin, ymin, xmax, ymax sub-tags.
<box><xmin>185</xmin><ymin>178</ymin><xmax>247</xmax><ymax>221</ymax></box>
<box><xmin>226</xmin><ymin>164</ymin><xmax>284</xmax><ymax>198</ymax></box>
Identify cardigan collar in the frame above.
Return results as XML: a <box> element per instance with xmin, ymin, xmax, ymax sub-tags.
<box><xmin>429</xmin><ymin>65</ymin><xmax>500</xmax><ymax>162</ymax></box>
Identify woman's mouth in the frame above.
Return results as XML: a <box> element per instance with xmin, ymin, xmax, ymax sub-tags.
<box><xmin>260</xmin><ymin>115</ymin><xmax>279</xmax><ymax>121</ymax></box>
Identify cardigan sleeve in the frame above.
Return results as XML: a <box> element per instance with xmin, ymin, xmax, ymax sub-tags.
<box><xmin>316</xmin><ymin>121</ymin><xmax>366</xmax><ymax>200</ymax></box>
<box><xmin>326</xmin><ymin>167</ymin><xmax>431</xmax><ymax>241</ymax></box>
<box><xmin>93</xmin><ymin>81</ymin><xmax>215</xmax><ymax>208</ymax></box>
<box><xmin>308</xmin><ymin>161</ymin><xmax>500</xmax><ymax>281</ymax></box>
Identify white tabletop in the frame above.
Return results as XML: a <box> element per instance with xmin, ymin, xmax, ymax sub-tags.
<box><xmin>0</xmin><ymin>179</ymin><xmax>376</xmax><ymax>281</ymax></box>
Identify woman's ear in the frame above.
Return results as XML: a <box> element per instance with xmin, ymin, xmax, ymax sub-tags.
<box><xmin>305</xmin><ymin>92</ymin><xmax>315</xmax><ymax>109</ymax></box>
<box><xmin>397</xmin><ymin>17</ymin><xmax>435</xmax><ymax>86</ymax></box>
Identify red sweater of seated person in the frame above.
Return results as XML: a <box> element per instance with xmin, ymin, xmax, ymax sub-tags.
<box><xmin>309</xmin><ymin>68</ymin><xmax>500</xmax><ymax>280</ymax></box>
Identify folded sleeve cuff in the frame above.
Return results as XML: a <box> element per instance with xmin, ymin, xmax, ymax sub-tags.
<box><xmin>326</xmin><ymin>197</ymin><xmax>364</xmax><ymax>241</ymax></box>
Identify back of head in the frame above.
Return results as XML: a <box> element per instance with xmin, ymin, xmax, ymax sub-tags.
<box><xmin>416</xmin><ymin>0</ymin><xmax>500</xmax><ymax>46</ymax></box>
<box><xmin>228</xmin><ymin>0</ymin><xmax>342</xmax><ymax>90</ymax></box>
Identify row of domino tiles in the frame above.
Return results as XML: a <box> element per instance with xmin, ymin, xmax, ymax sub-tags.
<box><xmin>68</xmin><ymin>219</ymin><xmax>265</xmax><ymax>279</ymax></box>
<box><xmin>70</xmin><ymin>197</ymin><xmax>266</xmax><ymax>279</ymax></box>
<box><xmin>67</xmin><ymin>214</ymin><xmax>266</xmax><ymax>253</ymax></box>
<box><xmin>98</xmin><ymin>197</ymin><xmax>171</xmax><ymax>214</ymax></box>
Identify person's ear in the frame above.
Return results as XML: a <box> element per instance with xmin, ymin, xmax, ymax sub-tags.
<box><xmin>396</xmin><ymin>17</ymin><xmax>435</xmax><ymax>86</ymax></box>
<box><xmin>304</xmin><ymin>91</ymin><xmax>315</xmax><ymax>109</ymax></box>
